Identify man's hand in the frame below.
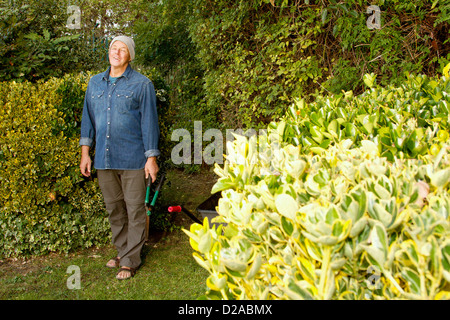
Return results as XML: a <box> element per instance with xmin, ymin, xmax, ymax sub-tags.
<box><xmin>80</xmin><ymin>145</ymin><xmax>92</xmax><ymax>177</ymax></box>
<box><xmin>145</xmin><ymin>156</ymin><xmax>159</xmax><ymax>182</ymax></box>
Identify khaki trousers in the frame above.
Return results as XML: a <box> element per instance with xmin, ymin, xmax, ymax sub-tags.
<box><xmin>97</xmin><ymin>169</ymin><xmax>147</xmax><ymax>269</ymax></box>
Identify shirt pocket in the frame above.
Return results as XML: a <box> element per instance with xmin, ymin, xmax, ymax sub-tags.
<box><xmin>90</xmin><ymin>90</ymin><xmax>105</xmax><ymax>110</ymax></box>
<box><xmin>116</xmin><ymin>90</ymin><xmax>138</xmax><ymax>114</ymax></box>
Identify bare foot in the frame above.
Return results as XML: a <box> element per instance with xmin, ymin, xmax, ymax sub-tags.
<box><xmin>116</xmin><ymin>266</ymin><xmax>136</xmax><ymax>280</ymax></box>
<box><xmin>106</xmin><ymin>257</ymin><xmax>120</xmax><ymax>268</ymax></box>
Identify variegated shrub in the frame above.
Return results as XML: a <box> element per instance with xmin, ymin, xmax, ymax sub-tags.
<box><xmin>185</xmin><ymin>73</ymin><xmax>450</xmax><ymax>300</ymax></box>
<box><xmin>0</xmin><ymin>75</ymin><xmax>110</xmax><ymax>258</ymax></box>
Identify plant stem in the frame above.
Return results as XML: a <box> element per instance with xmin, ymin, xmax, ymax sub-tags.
<box><xmin>318</xmin><ymin>246</ymin><xmax>331</xmax><ymax>299</ymax></box>
<box><xmin>419</xmin><ymin>257</ymin><xmax>428</xmax><ymax>299</ymax></box>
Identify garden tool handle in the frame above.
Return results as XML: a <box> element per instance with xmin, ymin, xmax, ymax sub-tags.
<box><xmin>168</xmin><ymin>206</ymin><xmax>182</xmax><ymax>213</ymax></box>
<box><xmin>150</xmin><ymin>173</ymin><xmax>165</xmax><ymax>207</ymax></box>
<box><xmin>145</xmin><ymin>177</ymin><xmax>152</xmax><ymax>207</ymax></box>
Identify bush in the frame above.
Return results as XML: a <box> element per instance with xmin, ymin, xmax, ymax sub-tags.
<box><xmin>0</xmin><ymin>75</ymin><xmax>110</xmax><ymax>258</ymax></box>
<box><xmin>184</xmin><ymin>73</ymin><xmax>450</xmax><ymax>299</ymax></box>
<box><xmin>281</xmin><ymin>72</ymin><xmax>450</xmax><ymax>161</ymax></box>
<box><xmin>186</xmin><ymin>0</ymin><xmax>449</xmax><ymax>129</ymax></box>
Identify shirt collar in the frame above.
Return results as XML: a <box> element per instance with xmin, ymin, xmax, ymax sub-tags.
<box><xmin>102</xmin><ymin>64</ymin><xmax>133</xmax><ymax>81</ymax></box>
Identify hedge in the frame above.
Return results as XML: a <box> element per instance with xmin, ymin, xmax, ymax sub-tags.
<box><xmin>187</xmin><ymin>0</ymin><xmax>450</xmax><ymax>129</ymax></box>
<box><xmin>0</xmin><ymin>74</ymin><xmax>110</xmax><ymax>258</ymax></box>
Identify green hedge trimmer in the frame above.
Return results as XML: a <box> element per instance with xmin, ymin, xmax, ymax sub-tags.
<box><xmin>145</xmin><ymin>172</ymin><xmax>165</xmax><ymax>241</ymax></box>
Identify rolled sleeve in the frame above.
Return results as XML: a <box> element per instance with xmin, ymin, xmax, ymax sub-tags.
<box><xmin>79</xmin><ymin>137</ymin><xmax>94</xmax><ymax>147</ymax></box>
<box><xmin>145</xmin><ymin>149</ymin><xmax>161</xmax><ymax>158</ymax></box>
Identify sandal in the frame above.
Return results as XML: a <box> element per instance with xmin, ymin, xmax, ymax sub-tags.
<box><xmin>106</xmin><ymin>257</ymin><xmax>120</xmax><ymax>268</ymax></box>
<box><xmin>116</xmin><ymin>267</ymin><xmax>136</xmax><ymax>280</ymax></box>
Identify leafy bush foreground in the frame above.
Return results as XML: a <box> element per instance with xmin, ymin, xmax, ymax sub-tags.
<box><xmin>185</xmin><ymin>72</ymin><xmax>450</xmax><ymax>300</ymax></box>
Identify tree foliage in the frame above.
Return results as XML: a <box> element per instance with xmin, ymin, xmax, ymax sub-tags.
<box><xmin>134</xmin><ymin>0</ymin><xmax>213</xmax><ymax>132</ymax></box>
<box><xmin>185</xmin><ymin>0</ymin><xmax>449</xmax><ymax>129</ymax></box>
<box><xmin>0</xmin><ymin>0</ymin><xmax>144</xmax><ymax>82</ymax></box>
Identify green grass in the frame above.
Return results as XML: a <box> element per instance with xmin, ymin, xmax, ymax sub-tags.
<box><xmin>0</xmin><ymin>168</ymin><xmax>217</xmax><ymax>300</ymax></box>
<box><xmin>0</xmin><ymin>230</ymin><xmax>209</xmax><ymax>300</ymax></box>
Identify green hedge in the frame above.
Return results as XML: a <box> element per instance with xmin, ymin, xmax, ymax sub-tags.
<box><xmin>187</xmin><ymin>0</ymin><xmax>450</xmax><ymax>129</ymax></box>
<box><xmin>185</xmin><ymin>72</ymin><xmax>450</xmax><ymax>299</ymax></box>
<box><xmin>0</xmin><ymin>74</ymin><xmax>110</xmax><ymax>258</ymax></box>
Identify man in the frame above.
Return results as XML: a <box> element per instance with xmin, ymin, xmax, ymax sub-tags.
<box><xmin>79</xmin><ymin>35</ymin><xmax>160</xmax><ymax>280</ymax></box>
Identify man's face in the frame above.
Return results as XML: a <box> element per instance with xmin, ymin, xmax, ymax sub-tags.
<box><xmin>109</xmin><ymin>41</ymin><xmax>130</xmax><ymax>68</ymax></box>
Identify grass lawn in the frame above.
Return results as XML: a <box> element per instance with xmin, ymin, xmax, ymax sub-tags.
<box><xmin>0</xmin><ymin>167</ymin><xmax>216</xmax><ymax>300</ymax></box>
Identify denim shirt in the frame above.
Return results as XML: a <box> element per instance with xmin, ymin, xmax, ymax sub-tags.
<box><xmin>79</xmin><ymin>65</ymin><xmax>160</xmax><ymax>170</ymax></box>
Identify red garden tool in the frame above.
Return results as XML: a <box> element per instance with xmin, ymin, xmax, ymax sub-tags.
<box><xmin>167</xmin><ymin>205</ymin><xmax>202</xmax><ymax>224</ymax></box>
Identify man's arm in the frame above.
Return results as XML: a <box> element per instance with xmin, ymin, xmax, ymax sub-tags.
<box><xmin>141</xmin><ymin>80</ymin><xmax>161</xmax><ymax>182</ymax></box>
<box><xmin>79</xmin><ymin>81</ymin><xmax>95</xmax><ymax>178</ymax></box>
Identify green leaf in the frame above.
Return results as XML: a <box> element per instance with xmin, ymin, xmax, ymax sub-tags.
<box><xmin>330</xmin><ymin>258</ymin><xmax>347</xmax><ymax>271</ymax></box>
<box><xmin>275</xmin><ymin>193</ymin><xmax>298</xmax><ymax>221</ymax></box>
<box><xmin>43</xmin><ymin>29</ymin><xmax>50</xmax><ymax>41</ymax></box>
<box><xmin>327</xmin><ymin>119</ymin><xmax>338</xmax><ymax>138</ymax></box>
<box><xmin>326</xmin><ymin>206</ymin><xmax>339</xmax><ymax>225</ymax></box>
<box><xmin>284</xmin><ymin>280</ymin><xmax>314</xmax><ymax>300</ymax></box>
<box><xmin>317</xmin><ymin>235</ymin><xmax>338</xmax><ymax>246</ymax></box>
<box><xmin>246</xmin><ymin>253</ymin><xmax>262</xmax><ymax>280</ymax></box>
<box><xmin>298</xmin><ymin>256</ymin><xmax>316</xmax><ymax>282</ymax></box>
<box><xmin>310</xmin><ymin>126</ymin><xmax>324</xmax><ymax>144</ymax></box>
<box><xmin>363</xmin><ymin>73</ymin><xmax>377</xmax><ymax>88</ymax></box>
<box><xmin>321</xmin><ymin>8</ymin><xmax>328</xmax><ymax>24</ymax></box>
<box><xmin>429</xmin><ymin>168</ymin><xmax>450</xmax><ymax>188</ymax></box>
<box><xmin>361</xmin><ymin>223</ymin><xmax>388</xmax><ymax>266</ymax></box>
<box><xmin>207</xmin><ymin>273</ymin><xmax>227</xmax><ymax>291</ymax></box>
<box><xmin>281</xmin><ymin>216</ymin><xmax>294</xmax><ymax>236</ymax></box>
<box><xmin>401</xmin><ymin>267</ymin><xmax>421</xmax><ymax>295</ymax></box>
<box><xmin>222</xmin><ymin>259</ymin><xmax>247</xmax><ymax>273</ymax></box>
<box><xmin>211</xmin><ymin>178</ymin><xmax>236</xmax><ymax>193</ymax></box>
<box><xmin>350</xmin><ymin>217</ymin><xmax>368</xmax><ymax>238</ymax></box>
<box><xmin>192</xmin><ymin>252</ymin><xmax>211</xmax><ymax>271</ymax></box>
<box><xmin>374</xmin><ymin>224</ymin><xmax>388</xmax><ymax>252</ymax></box>
<box><xmin>198</xmin><ymin>232</ymin><xmax>212</xmax><ymax>254</ymax></box>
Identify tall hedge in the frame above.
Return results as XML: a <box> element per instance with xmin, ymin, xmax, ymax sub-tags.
<box><xmin>0</xmin><ymin>74</ymin><xmax>110</xmax><ymax>258</ymax></box>
<box><xmin>187</xmin><ymin>0</ymin><xmax>450</xmax><ymax>129</ymax></box>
